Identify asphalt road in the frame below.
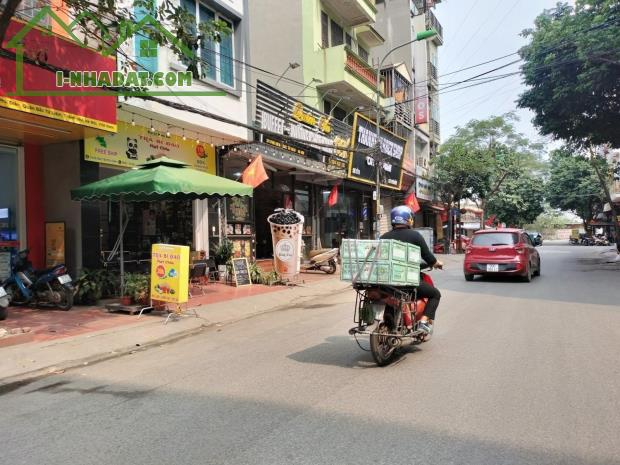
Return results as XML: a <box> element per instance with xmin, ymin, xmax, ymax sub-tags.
<box><xmin>3</xmin><ymin>244</ymin><xmax>619</xmax><ymax>465</ymax></box>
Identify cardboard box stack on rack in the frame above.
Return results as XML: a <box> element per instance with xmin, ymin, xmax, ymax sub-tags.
<box><xmin>340</xmin><ymin>239</ymin><xmax>422</xmax><ymax>286</ymax></box>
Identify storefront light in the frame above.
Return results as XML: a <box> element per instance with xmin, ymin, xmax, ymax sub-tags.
<box><xmin>150</xmin><ymin>120</ymin><xmax>155</xmax><ymax>133</ymax></box>
<box><xmin>131</xmin><ymin>114</ymin><xmax>136</xmax><ymax>126</ymax></box>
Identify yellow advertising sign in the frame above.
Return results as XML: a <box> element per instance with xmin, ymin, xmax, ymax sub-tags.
<box><xmin>150</xmin><ymin>244</ymin><xmax>190</xmax><ymax>304</ymax></box>
<box><xmin>85</xmin><ymin>121</ymin><xmax>215</xmax><ymax>173</ymax></box>
<box><xmin>45</xmin><ymin>222</ymin><xmax>65</xmax><ymax>267</ymax></box>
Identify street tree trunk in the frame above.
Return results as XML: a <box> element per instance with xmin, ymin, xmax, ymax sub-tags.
<box><xmin>590</xmin><ymin>147</ymin><xmax>620</xmax><ymax>253</ymax></box>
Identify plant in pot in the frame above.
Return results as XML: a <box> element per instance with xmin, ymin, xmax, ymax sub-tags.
<box><xmin>74</xmin><ymin>269</ymin><xmax>103</xmax><ymax>305</ymax></box>
<box><xmin>212</xmin><ymin>239</ymin><xmax>234</xmax><ymax>280</ymax></box>
<box><xmin>122</xmin><ymin>272</ymin><xmax>151</xmax><ymax>306</ymax></box>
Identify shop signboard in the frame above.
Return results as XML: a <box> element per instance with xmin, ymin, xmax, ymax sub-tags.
<box><xmin>150</xmin><ymin>244</ymin><xmax>190</xmax><ymax>304</ymax></box>
<box><xmin>0</xmin><ymin>17</ymin><xmax>116</xmax><ymax>132</ymax></box>
<box><xmin>416</xmin><ymin>177</ymin><xmax>434</xmax><ymax>201</ymax></box>
<box><xmin>85</xmin><ymin>121</ymin><xmax>215</xmax><ymax>173</ymax></box>
<box><xmin>255</xmin><ymin>81</ymin><xmax>351</xmax><ymax>172</ymax></box>
<box><xmin>348</xmin><ymin>113</ymin><xmax>407</xmax><ymax>190</ymax></box>
<box><xmin>45</xmin><ymin>222</ymin><xmax>65</xmax><ymax>268</ymax></box>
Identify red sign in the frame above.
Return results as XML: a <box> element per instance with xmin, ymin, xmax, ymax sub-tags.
<box><xmin>0</xmin><ymin>17</ymin><xmax>117</xmax><ymax>131</ymax></box>
<box><xmin>415</xmin><ymin>95</ymin><xmax>428</xmax><ymax>125</ymax></box>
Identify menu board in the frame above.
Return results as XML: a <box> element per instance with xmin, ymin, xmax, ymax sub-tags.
<box><xmin>45</xmin><ymin>222</ymin><xmax>65</xmax><ymax>267</ymax></box>
<box><xmin>232</xmin><ymin>258</ymin><xmax>251</xmax><ymax>286</ymax></box>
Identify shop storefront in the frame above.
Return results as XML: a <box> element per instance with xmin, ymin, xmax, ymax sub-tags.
<box><xmin>80</xmin><ymin>120</ymin><xmax>221</xmax><ymax>269</ymax></box>
<box><xmin>0</xmin><ymin>15</ymin><xmax>117</xmax><ymax>273</ymax></box>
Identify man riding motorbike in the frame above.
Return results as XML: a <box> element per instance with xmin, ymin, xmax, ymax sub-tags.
<box><xmin>380</xmin><ymin>205</ymin><xmax>443</xmax><ymax>334</ymax></box>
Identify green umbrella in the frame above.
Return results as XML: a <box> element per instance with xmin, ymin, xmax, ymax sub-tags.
<box><xmin>71</xmin><ymin>157</ymin><xmax>252</xmax><ymax>201</ymax></box>
<box><xmin>70</xmin><ymin>157</ymin><xmax>253</xmax><ymax>294</ymax></box>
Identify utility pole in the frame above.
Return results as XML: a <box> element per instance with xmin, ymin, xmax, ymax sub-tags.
<box><xmin>373</xmin><ymin>29</ymin><xmax>437</xmax><ymax>239</ymax></box>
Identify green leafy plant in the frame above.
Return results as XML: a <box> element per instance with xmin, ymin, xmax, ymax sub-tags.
<box><xmin>74</xmin><ymin>269</ymin><xmax>103</xmax><ymax>305</ymax></box>
<box><xmin>211</xmin><ymin>239</ymin><xmax>234</xmax><ymax>267</ymax></box>
<box><xmin>248</xmin><ymin>261</ymin><xmax>264</xmax><ymax>284</ymax></box>
<box><xmin>123</xmin><ymin>272</ymin><xmax>150</xmax><ymax>304</ymax></box>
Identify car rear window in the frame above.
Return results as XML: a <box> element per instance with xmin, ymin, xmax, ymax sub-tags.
<box><xmin>472</xmin><ymin>232</ymin><xmax>519</xmax><ymax>246</ymax></box>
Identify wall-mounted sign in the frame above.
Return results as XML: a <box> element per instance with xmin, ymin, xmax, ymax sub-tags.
<box><xmin>150</xmin><ymin>244</ymin><xmax>190</xmax><ymax>303</ymax></box>
<box><xmin>226</xmin><ymin>197</ymin><xmax>252</xmax><ymax>223</ymax></box>
<box><xmin>45</xmin><ymin>222</ymin><xmax>65</xmax><ymax>268</ymax></box>
<box><xmin>348</xmin><ymin>113</ymin><xmax>407</xmax><ymax>190</ymax></box>
<box><xmin>416</xmin><ymin>177</ymin><xmax>433</xmax><ymax>201</ymax></box>
<box><xmin>85</xmin><ymin>121</ymin><xmax>215</xmax><ymax>173</ymax></box>
<box><xmin>255</xmin><ymin>81</ymin><xmax>351</xmax><ymax>172</ymax></box>
<box><xmin>414</xmin><ymin>84</ymin><xmax>428</xmax><ymax>125</ymax></box>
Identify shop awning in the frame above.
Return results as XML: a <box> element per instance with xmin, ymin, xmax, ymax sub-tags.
<box><xmin>71</xmin><ymin>157</ymin><xmax>252</xmax><ymax>201</ymax></box>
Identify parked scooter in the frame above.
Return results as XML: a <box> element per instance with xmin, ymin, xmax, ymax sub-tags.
<box><xmin>3</xmin><ymin>249</ymin><xmax>74</xmax><ymax>310</ymax></box>
<box><xmin>301</xmin><ymin>248</ymin><xmax>339</xmax><ymax>274</ymax></box>
<box><xmin>594</xmin><ymin>235</ymin><xmax>610</xmax><ymax>246</ymax></box>
<box><xmin>0</xmin><ymin>285</ymin><xmax>9</xmax><ymax>320</ymax></box>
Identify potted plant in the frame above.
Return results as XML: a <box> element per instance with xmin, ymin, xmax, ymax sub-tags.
<box><xmin>121</xmin><ymin>272</ymin><xmax>150</xmax><ymax>305</ymax></box>
<box><xmin>74</xmin><ymin>269</ymin><xmax>103</xmax><ymax>305</ymax></box>
<box><xmin>211</xmin><ymin>240</ymin><xmax>234</xmax><ymax>281</ymax></box>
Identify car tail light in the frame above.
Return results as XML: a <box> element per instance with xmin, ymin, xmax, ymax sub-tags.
<box><xmin>515</xmin><ymin>247</ymin><xmax>525</xmax><ymax>255</ymax></box>
<box><xmin>54</xmin><ymin>267</ymin><xmax>66</xmax><ymax>276</ymax></box>
<box><xmin>465</xmin><ymin>247</ymin><xmax>472</xmax><ymax>254</ymax></box>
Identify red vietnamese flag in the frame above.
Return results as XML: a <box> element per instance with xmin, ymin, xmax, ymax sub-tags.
<box><xmin>405</xmin><ymin>192</ymin><xmax>421</xmax><ymax>213</ymax></box>
<box><xmin>241</xmin><ymin>155</ymin><xmax>269</xmax><ymax>188</ymax></box>
<box><xmin>327</xmin><ymin>185</ymin><xmax>338</xmax><ymax>207</ymax></box>
<box><xmin>485</xmin><ymin>214</ymin><xmax>497</xmax><ymax>227</ymax></box>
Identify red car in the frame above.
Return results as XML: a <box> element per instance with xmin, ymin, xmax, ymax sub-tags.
<box><xmin>463</xmin><ymin>228</ymin><xmax>541</xmax><ymax>282</ymax></box>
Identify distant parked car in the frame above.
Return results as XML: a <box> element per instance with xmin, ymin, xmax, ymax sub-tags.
<box><xmin>464</xmin><ymin>228</ymin><xmax>541</xmax><ymax>282</ymax></box>
<box><xmin>526</xmin><ymin>231</ymin><xmax>543</xmax><ymax>246</ymax></box>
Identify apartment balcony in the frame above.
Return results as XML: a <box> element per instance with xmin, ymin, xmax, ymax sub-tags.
<box><xmin>426</xmin><ymin>10</ymin><xmax>443</xmax><ymax>45</ymax></box>
<box><xmin>321</xmin><ymin>0</ymin><xmax>376</xmax><ymax>27</ymax></box>
<box><xmin>427</xmin><ymin>62</ymin><xmax>438</xmax><ymax>89</ymax></box>
<box><xmin>315</xmin><ymin>45</ymin><xmax>385</xmax><ymax>109</ymax></box>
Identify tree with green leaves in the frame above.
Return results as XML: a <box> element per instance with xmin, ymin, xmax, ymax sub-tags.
<box><xmin>518</xmin><ymin>0</ymin><xmax>620</xmax><ymax>250</ymax></box>
<box><xmin>546</xmin><ymin>147</ymin><xmax>606</xmax><ymax>229</ymax></box>
<box><xmin>486</xmin><ymin>173</ymin><xmax>545</xmax><ymax>228</ymax></box>
<box><xmin>435</xmin><ymin>113</ymin><xmax>544</xmax><ymax>228</ymax></box>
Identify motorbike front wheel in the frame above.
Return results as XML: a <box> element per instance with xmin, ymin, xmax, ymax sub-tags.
<box><xmin>5</xmin><ymin>283</ymin><xmax>29</xmax><ymax>306</ymax></box>
<box><xmin>52</xmin><ymin>283</ymin><xmax>74</xmax><ymax>311</ymax></box>
<box><xmin>370</xmin><ymin>322</ymin><xmax>398</xmax><ymax>366</ymax></box>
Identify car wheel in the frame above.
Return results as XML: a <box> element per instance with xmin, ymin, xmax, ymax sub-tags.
<box><xmin>464</xmin><ymin>273</ymin><xmax>474</xmax><ymax>282</ymax></box>
<box><xmin>533</xmin><ymin>261</ymin><xmax>541</xmax><ymax>277</ymax></box>
<box><xmin>522</xmin><ymin>264</ymin><xmax>532</xmax><ymax>282</ymax></box>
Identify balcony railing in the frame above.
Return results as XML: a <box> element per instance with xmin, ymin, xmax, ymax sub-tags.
<box><xmin>345</xmin><ymin>48</ymin><xmax>378</xmax><ymax>89</ymax></box>
<box><xmin>426</xmin><ymin>10</ymin><xmax>443</xmax><ymax>44</ymax></box>
<box><xmin>427</xmin><ymin>62</ymin><xmax>438</xmax><ymax>86</ymax></box>
<box><xmin>430</xmin><ymin>118</ymin><xmax>440</xmax><ymax>138</ymax></box>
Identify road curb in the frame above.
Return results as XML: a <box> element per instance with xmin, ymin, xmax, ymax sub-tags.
<box><xmin>0</xmin><ymin>283</ymin><xmax>348</xmax><ymax>392</ymax></box>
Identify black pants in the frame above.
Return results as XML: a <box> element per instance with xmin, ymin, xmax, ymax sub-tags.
<box><xmin>391</xmin><ymin>283</ymin><xmax>441</xmax><ymax>320</ymax></box>
<box><xmin>416</xmin><ymin>281</ymin><xmax>441</xmax><ymax>320</ymax></box>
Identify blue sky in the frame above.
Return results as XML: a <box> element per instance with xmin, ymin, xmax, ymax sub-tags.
<box><xmin>434</xmin><ymin>0</ymin><xmax>568</xmax><ymax>144</ymax></box>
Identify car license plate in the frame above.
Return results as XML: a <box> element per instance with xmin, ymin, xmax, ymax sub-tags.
<box><xmin>486</xmin><ymin>264</ymin><xmax>499</xmax><ymax>272</ymax></box>
<box><xmin>57</xmin><ymin>274</ymin><xmax>72</xmax><ymax>284</ymax></box>
<box><xmin>0</xmin><ymin>287</ymin><xmax>6</xmax><ymax>298</ymax></box>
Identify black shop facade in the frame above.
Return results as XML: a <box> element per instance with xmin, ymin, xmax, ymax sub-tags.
<box><xmin>224</xmin><ymin>81</ymin><xmax>379</xmax><ymax>259</ymax></box>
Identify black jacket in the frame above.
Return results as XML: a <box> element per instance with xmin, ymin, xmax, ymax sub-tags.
<box><xmin>380</xmin><ymin>228</ymin><xmax>437</xmax><ymax>266</ymax></box>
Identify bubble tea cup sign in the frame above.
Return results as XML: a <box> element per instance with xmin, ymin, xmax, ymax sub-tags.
<box><xmin>150</xmin><ymin>244</ymin><xmax>190</xmax><ymax>303</ymax></box>
<box><xmin>268</xmin><ymin>209</ymin><xmax>304</xmax><ymax>279</ymax></box>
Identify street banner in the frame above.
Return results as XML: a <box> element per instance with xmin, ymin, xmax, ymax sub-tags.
<box><xmin>85</xmin><ymin>121</ymin><xmax>215</xmax><ymax>173</ymax></box>
<box><xmin>348</xmin><ymin>113</ymin><xmax>407</xmax><ymax>190</ymax></box>
<box><xmin>151</xmin><ymin>244</ymin><xmax>190</xmax><ymax>303</ymax></box>
<box><xmin>415</xmin><ymin>84</ymin><xmax>428</xmax><ymax>124</ymax></box>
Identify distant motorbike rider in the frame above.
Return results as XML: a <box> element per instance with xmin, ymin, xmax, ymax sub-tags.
<box><xmin>380</xmin><ymin>205</ymin><xmax>443</xmax><ymax>334</ymax></box>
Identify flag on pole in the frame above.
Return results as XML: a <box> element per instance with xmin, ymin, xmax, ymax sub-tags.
<box><xmin>327</xmin><ymin>185</ymin><xmax>338</xmax><ymax>207</ymax></box>
<box><xmin>405</xmin><ymin>192</ymin><xmax>421</xmax><ymax>213</ymax></box>
<box><xmin>241</xmin><ymin>155</ymin><xmax>269</xmax><ymax>188</ymax></box>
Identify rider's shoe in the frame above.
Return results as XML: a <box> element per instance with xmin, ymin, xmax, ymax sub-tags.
<box><xmin>417</xmin><ymin>321</ymin><xmax>433</xmax><ymax>334</ymax></box>
<box><xmin>403</xmin><ymin>326</ymin><xmax>414</xmax><ymax>336</ymax></box>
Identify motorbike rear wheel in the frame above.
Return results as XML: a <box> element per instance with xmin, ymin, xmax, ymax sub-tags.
<box><xmin>0</xmin><ymin>307</ymin><xmax>7</xmax><ymax>321</ymax></box>
<box><xmin>52</xmin><ymin>282</ymin><xmax>73</xmax><ymax>311</ymax></box>
<box><xmin>370</xmin><ymin>322</ymin><xmax>398</xmax><ymax>366</ymax></box>
<box><xmin>321</xmin><ymin>260</ymin><xmax>337</xmax><ymax>274</ymax></box>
